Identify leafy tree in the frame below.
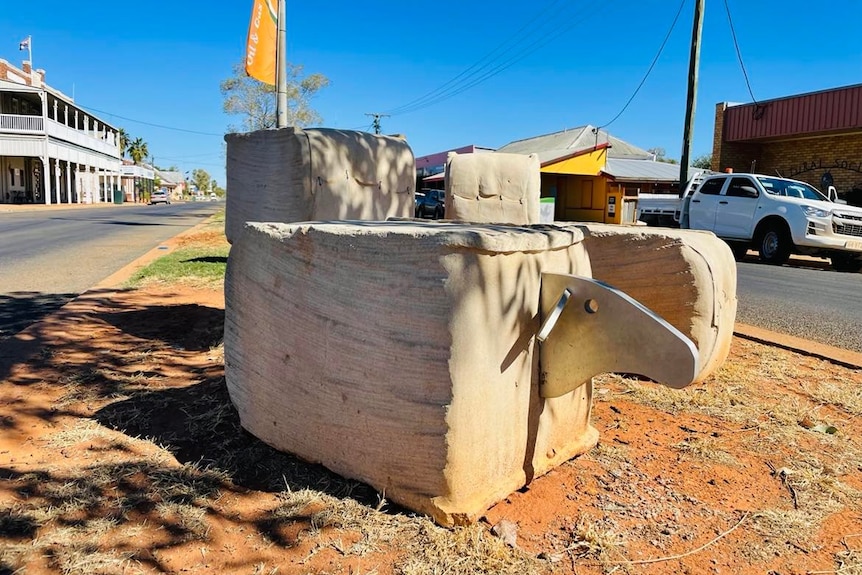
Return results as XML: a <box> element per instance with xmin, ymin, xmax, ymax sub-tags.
<box><xmin>648</xmin><ymin>147</ymin><xmax>679</xmax><ymax>164</ymax></box>
<box><xmin>221</xmin><ymin>60</ymin><xmax>330</xmax><ymax>132</ymax></box>
<box><xmin>192</xmin><ymin>169</ymin><xmax>212</xmax><ymax>194</ymax></box>
<box><xmin>692</xmin><ymin>153</ymin><xmax>713</xmax><ymax>169</ymax></box>
<box><xmin>128</xmin><ymin>138</ymin><xmax>149</xmax><ymax>164</ymax></box>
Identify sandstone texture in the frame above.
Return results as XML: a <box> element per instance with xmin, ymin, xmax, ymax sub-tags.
<box><xmin>574</xmin><ymin>223</ymin><xmax>737</xmax><ymax>383</ymax></box>
<box><xmin>444</xmin><ymin>152</ymin><xmax>541</xmax><ymax>225</ymax></box>
<box><xmin>224</xmin><ymin>221</ymin><xmax>598</xmax><ymax>525</ymax></box>
<box><xmin>224</xmin><ymin>128</ymin><xmax>415</xmax><ymax>243</ymax></box>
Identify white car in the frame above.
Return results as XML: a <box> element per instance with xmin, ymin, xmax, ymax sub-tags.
<box><xmin>683</xmin><ymin>173</ymin><xmax>862</xmax><ymax>271</ymax></box>
<box><xmin>150</xmin><ymin>190</ymin><xmax>171</xmax><ymax>205</ymax></box>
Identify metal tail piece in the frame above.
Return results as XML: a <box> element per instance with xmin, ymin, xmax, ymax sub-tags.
<box><xmin>538</xmin><ymin>273</ymin><xmax>699</xmax><ymax>398</ymax></box>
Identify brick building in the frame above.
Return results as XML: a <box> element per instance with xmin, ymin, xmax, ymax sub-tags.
<box><xmin>712</xmin><ymin>84</ymin><xmax>862</xmax><ymax>204</ymax></box>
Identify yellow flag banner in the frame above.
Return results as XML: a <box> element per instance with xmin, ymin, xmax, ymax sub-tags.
<box><xmin>245</xmin><ymin>0</ymin><xmax>277</xmax><ymax>85</ymax></box>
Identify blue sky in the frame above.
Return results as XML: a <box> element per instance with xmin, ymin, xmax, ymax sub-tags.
<box><xmin>3</xmin><ymin>0</ymin><xmax>861</xmax><ymax>187</ymax></box>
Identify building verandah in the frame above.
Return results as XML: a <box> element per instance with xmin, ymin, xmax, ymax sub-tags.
<box><xmin>0</xmin><ymin>57</ymin><xmax>123</xmax><ymax>205</ymax></box>
<box><xmin>0</xmin><ymin>155</ymin><xmax>122</xmax><ymax>205</ymax></box>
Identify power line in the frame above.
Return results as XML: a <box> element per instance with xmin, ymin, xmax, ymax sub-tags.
<box><xmin>384</xmin><ymin>0</ymin><xmax>569</xmax><ymax>116</ymax></box>
<box><xmin>77</xmin><ymin>104</ymin><xmax>224</xmax><ymax>137</ymax></box>
<box><xmin>722</xmin><ymin>0</ymin><xmax>757</xmax><ymax>104</ymax></box>
<box><xmin>598</xmin><ymin>0</ymin><xmax>688</xmax><ymax>130</ymax></box>
<box><xmin>383</xmin><ymin>0</ymin><xmax>602</xmax><ymax>117</ymax></box>
<box><xmin>387</xmin><ymin>3</ymin><xmax>600</xmax><ymax>116</ymax></box>
<box><xmin>156</xmin><ymin>156</ymin><xmax>224</xmax><ymax>169</ymax></box>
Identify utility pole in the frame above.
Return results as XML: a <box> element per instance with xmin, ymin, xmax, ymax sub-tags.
<box><xmin>679</xmin><ymin>0</ymin><xmax>704</xmax><ymax>199</ymax></box>
<box><xmin>365</xmin><ymin>113</ymin><xmax>390</xmax><ymax>135</ymax></box>
<box><xmin>276</xmin><ymin>0</ymin><xmax>288</xmax><ymax>128</ymax></box>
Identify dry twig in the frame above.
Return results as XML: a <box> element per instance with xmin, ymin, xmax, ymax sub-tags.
<box><xmin>588</xmin><ymin>512</ymin><xmax>750</xmax><ymax>567</ymax></box>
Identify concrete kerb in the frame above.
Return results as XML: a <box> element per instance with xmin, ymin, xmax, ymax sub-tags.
<box><xmin>734</xmin><ymin>322</ymin><xmax>862</xmax><ymax>370</ymax></box>
<box><xmin>4</xmin><ymin>210</ymin><xmax>857</xmax><ymax>378</ymax></box>
<box><xmin>0</xmin><ymin>215</ymin><xmax>219</xmax><ymax>378</ymax></box>
<box><xmin>91</xmin><ymin>216</ymin><xmax>219</xmax><ymax>290</ymax></box>
<box><xmin>0</xmin><ymin>202</ymin><xmax>145</xmax><ymax>214</ymax></box>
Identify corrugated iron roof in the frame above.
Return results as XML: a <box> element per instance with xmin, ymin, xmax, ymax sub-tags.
<box><xmin>156</xmin><ymin>169</ymin><xmax>185</xmax><ymax>185</ymax></box>
<box><xmin>723</xmin><ymin>84</ymin><xmax>862</xmax><ymax>142</ymax></box>
<box><xmin>602</xmin><ymin>158</ymin><xmax>709</xmax><ymax>182</ymax></box>
<box><xmin>496</xmin><ymin>125</ymin><xmax>652</xmax><ymax>165</ymax></box>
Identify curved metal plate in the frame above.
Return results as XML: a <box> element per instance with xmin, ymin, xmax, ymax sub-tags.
<box><xmin>539</xmin><ymin>273</ymin><xmax>699</xmax><ymax>398</ymax></box>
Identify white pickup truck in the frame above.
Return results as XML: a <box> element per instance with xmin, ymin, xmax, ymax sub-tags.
<box><xmin>672</xmin><ymin>173</ymin><xmax>862</xmax><ymax>272</ymax></box>
<box><xmin>637</xmin><ymin>173</ymin><xmax>710</xmax><ymax>228</ymax></box>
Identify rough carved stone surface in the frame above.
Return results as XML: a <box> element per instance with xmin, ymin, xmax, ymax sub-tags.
<box><xmin>438</xmin><ymin>153</ymin><xmax>735</xmax><ymax>383</ymax></box>
<box><xmin>224</xmin><ymin>128</ymin><xmax>415</xmax><ymax>243</ymax></box>
<box><xmin>224</xmin><ymin>221</ymin><xmax>598</xmax><ymax>525</ymax></box>
<box><xmin>573</xmin><ymin>224</ymin><xmax>738</xmax><ymax>383</ymax></box>
<box><xmin>444</xmin><ymin>152</ymin><xmax>541</xmax><ymax>225</ymax></box>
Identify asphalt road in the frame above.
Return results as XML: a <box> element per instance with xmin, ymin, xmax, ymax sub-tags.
<box><xmin>0</xmin><ymin>201</ymin><xmax>221</xmax><ymax>341</ymax></box>
<box><xmin>736</xmin><ymin>257</ymin><xmax>862</xmax><ymax>353</ymax></box>
<box><xmin>2</xmin><ymin>205</ymin><xmax>860</xmax><ymax>353</ymax></box>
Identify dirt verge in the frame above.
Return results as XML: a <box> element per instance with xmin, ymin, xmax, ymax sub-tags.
<box><xmin>1</xmin><ymin>221</ymin><xmax>860</xmax><ymax>575</ymax></box>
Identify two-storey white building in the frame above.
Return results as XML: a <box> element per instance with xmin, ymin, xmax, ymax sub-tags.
<box><xmin>0</xmin><ymin>57</ymin><xmax>123</xmax><ymax>205</ymax></box>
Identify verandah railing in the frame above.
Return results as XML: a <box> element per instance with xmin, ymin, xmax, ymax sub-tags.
<box><xmin>0</xmin><ymin>113</ymin><xmax>44</xmax><ymax>133</ymax></box>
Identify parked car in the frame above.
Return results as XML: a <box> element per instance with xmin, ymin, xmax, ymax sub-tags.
<box><xmin>415</xmin><ymin>189</ymin><xmax>445</xmax><ymax>219</ymax></box>
<box><xmin>414</xmin><ymin>190</ymin><xmax>425</xmax><ymax>214</ymax></box>
<box><xmin>209</xmin><ymin>192</ymin><xmax>218</xmax><ymax>201</ymax></box>
<box><xmin>680</xmin><ymin>173</ymin><xmax>862</xmax><ymax>271</ymax></box>
<box><xmin>150</xmin><ymin>190</ymin><xmax>170</xmax><ymax>205</ymax></box>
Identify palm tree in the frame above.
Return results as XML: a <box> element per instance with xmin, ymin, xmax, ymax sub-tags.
<box><xmin>128</xmin><ymin>138</ymin><xmax>149</xmax><ymax>165</ymax></box>
<box><xmin>117</xmin><ymin>128</ymin><xmax>130</xmax><ymax>158</ymax></box>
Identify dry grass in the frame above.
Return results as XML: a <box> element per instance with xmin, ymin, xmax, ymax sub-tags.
<box><xmin>261</xmin><ymin>489</ymin><xmax>543</xmax><ymax>574</ymax></box>
<box><xmin>45</xmin><ymin>418</ymin><xmax>116</xmax><ymax>448</ymax></box>
<box><xmin>154</xmin><ymin>501</ymin><xmax>210</xmax><ymax>541</ymax></box>
<box><xmin>18</xmin><ymin>378</ymin><xmax>851</xmax><ymax>575</ymax></box>
<box><xmin>49</xmin><ymin>547</ymin><xmax>140</xmax><ymax>575</ymax></box>
<box><xmin>4</xmin><ymin>210</ymin><xmax>862</xmax><ymax>575</ymax></box>
<box><xmin>674</xmin><ymin>436</ymin><xmax>739</xmax><ymax>466</ymax></box>
<box><xmin>832</xmin><ymin>549</ymin><xmax>862</xmax><ymax>575</ymax></box>
<box><xmin>565</xmin><ymin>516</ymin><xmax>625</xmax><ymax>560</ymax></box>
<box><xmin>595</xmin><ymin>374</ymin><xmax>755</xmax><ymax>424</ymax></box>
<box><xmin>804</xmin><ymin>378</ymin><xmax>862</xmax><ymax>416</ymax></box>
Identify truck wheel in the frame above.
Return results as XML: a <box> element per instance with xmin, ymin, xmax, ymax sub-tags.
<box><xmin>831</xmin><ymin>253</ymin><xmax>862</xmax><ymax>273</ymax></box>
<box><xmin>758</xmin><ymin>224</ymin><xmax>791</xmax><ymax>265</ymax></box>
<box><xmin>434</xmin><ymin>206</ymin><xmax>444</xmax><ymax>220</ymax></box>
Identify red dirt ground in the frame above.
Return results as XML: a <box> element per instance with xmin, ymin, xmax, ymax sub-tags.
<box><xmin>1</xmin><ymin>279</ymin><xmax>861</xmax><ymax>574</ymax></box>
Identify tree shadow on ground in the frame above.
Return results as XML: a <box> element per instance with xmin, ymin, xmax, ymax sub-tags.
<box><xmin>0</xmin><ymin>292</ymin><xmax>77</xmax><ymax>342</ymax></box>
<box><xmin>95</xmin><ymin>304</ymin><xmax>225</xmax><ymax>352</ymax></box>
<box><xmin>94</xmin><ymin>376</ymin><xmax>381</xmax><ymax>506</ymax></box>
<box><xmin>1</xmin><ymin>289</ymin><xmax>410</xmax><ymax>574</ymax></box>
<box><xmin>0</xmin><ymin>460</ymin><xmax>248</xmax><ymax>574</ymax></box>
<box><xmin>183</xmin><ymin>256</ymin><xmax>228</xmax><ymax>265</ymax></box>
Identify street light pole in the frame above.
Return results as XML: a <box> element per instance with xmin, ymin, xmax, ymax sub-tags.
<box><xmin>276</xmin><ymin>0</ymin><xmax>288</xmax><ymax>128</ymax></box>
